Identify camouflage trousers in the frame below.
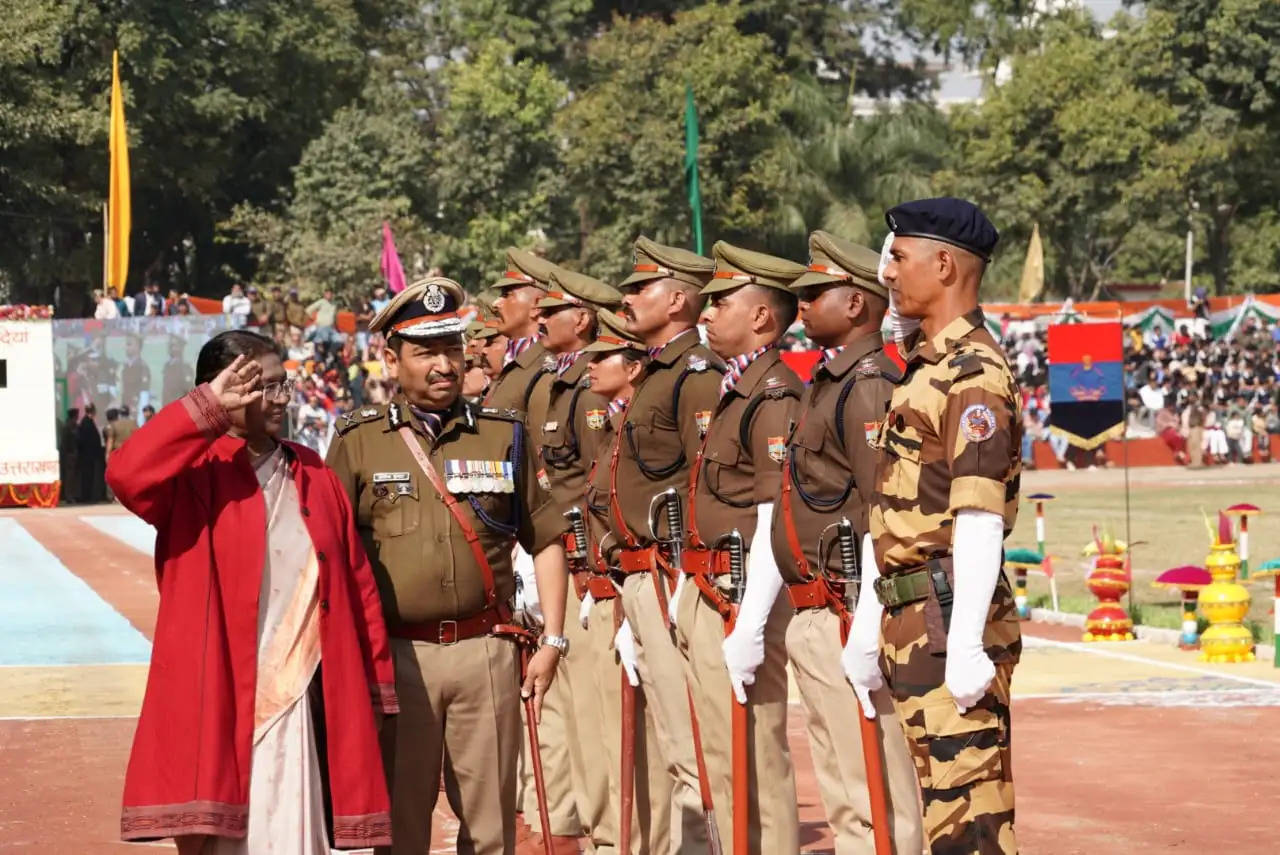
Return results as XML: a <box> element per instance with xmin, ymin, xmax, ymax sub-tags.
<box><xmin>880</xmin><ymin>579</ymin><xmax>1021</xmax><ymax>855</ymax></box>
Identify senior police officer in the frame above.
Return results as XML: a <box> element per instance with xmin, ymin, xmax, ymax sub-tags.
<box><xmin>673</xmin><ymin>241</ymin><xmax>803</xmax><ymax>852</ymax></box>
<box><xmin>843</xmin><ymin>198</ymin><xmax>1022</xmax><ymax>854</ymax></box>
<box><xmin>325</xmin><ymin>276</ymin><xmax>571</xmax><ymax>855</ymax></box>
<box><xmin>530</xmin><ymin>268</ymin><xmax>624</xmax><ymax>853</ymax></box>
<box><xmin>609</xmin><ymin>236</ymin><xmax>724</xmax><ymax>853</ymax></box>
<box><xmin>773</xmin><ymin>230</ymin><xmax>922</xmax><ymax>854</ymax></box>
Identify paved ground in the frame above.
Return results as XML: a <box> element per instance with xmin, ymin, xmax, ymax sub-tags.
<box><xmin>3</xmin><ymin>504</ymin><xmax>1278</xmax><ymax>853</ymax></box>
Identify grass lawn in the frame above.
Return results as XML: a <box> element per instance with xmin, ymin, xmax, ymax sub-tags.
<box><xmin>1006</xmin><ymin>470</ymin><xmax>1280</xmax><ymax>638</ymax></box>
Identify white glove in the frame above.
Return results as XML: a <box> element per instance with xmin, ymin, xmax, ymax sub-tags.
<box><xmin>667</xmin><ymin>571</ymin><xmax>686</xmax><ymax>626</ymax></box>
<box><xmin>513</xmin><ymin>545</ymin><xmax>542</xmax><ymax>625</ymax></box>
<box><xmin>946</xmin><ymin>509</ymin><xmax>1004</xmax><ymax>713</ymax></box>
<box><xmin>578</xmin><ymin>591</ymin><xmax>594</xmax><ymax>629</ymax></box>
<box><xmin>614</xmin><ymin>619</ymin><xmax>640</xmax><ymax>687</ymax></box>
<box><xmin>879</xmin><ymin>233</ymin><xmax>920</xmax><ymax>346</ymax></box>
<box><xmin>722</xmin><ymin>504</ymin><xmax>784</xmax><ymax>704</ymax></box>
<box><xmin>843</xmin><ymin>532</ymin><xmax>885</xmax><ymax>719</ymax></box>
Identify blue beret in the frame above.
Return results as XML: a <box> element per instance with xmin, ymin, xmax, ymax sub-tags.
<box><xmin>885</xmin><ymin>197</ymin><xmax>999</xmax><ymax>261</ymax></box>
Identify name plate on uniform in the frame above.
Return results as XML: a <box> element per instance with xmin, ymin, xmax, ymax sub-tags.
<box><xmin>372</xmin><ymin>471</ymin><xmax>411</xmax><ymax>483</ymax></box>
<box><xmin>445</xmin><ymin>459</ymin><xmax>515</xmax><ymax>494</ymax></box>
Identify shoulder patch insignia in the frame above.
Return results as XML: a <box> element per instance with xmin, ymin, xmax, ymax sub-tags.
<box><xmin>537</xmin><ymin>467</ymin><xmax>552</xmax><ymax>491</ymax></box>
<box><xmin>864</xmin><ymin>421</ymin><xmax>879</xmax><ymax>448</ymax></box>
<box><xmin>960</xmin><ymin>404</ymin><xmax>996</xmax><ymax>443</ymax></box>
<box><xmin>688</xmin><ymin>356</ymin><xmax>708</xmax><ymax>372</ymax></box>
<box><xmin>695</xmin><ymin>410</ymin><xmax>712</xmax><ymax>436</ymax></box>
<box><xmin>585</xmin><ymin>409</ymin><xmax>606</xmax><ymax>430</ymax></box>
<box><xmin>767</xmin><ymin>435</ymin><xmax>786</xmax><ymax>464</ymax></box>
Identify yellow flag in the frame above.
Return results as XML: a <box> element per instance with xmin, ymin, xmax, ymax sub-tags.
<box><xmin>1017</xmin><ymin>223</ymin><xmax>1044</xmax><ymax>303</ymax></box>
<box><xmin>107</xmin><ymin>50</ymin><xmax>131</xmax><ymax>297</ymax></box>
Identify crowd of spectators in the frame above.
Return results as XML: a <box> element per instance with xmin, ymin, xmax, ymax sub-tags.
<box><xmin>94</xmin><ymin>281</ymin><xmax>196</xmax><ymax>318</ymax></box>
<box><xmin>1001</xmin><ymin>314</ymin><xmax>1280</xmax><ymax>469</ymax></box>
<box><xmin>219</xmin><ymin>283</ymin><xmax>402</xmax><ymax>457</ymax></box>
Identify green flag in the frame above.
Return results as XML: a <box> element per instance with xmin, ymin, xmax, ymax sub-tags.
<box><xmin>684</xmin><ymin>84</ymin><xmax>703</xmax><ymax>255</ymax></box>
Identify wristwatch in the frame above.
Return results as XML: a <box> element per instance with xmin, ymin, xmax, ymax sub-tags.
<box><xmin>539</xmin><ymin>634</ymin><xmax>570</xmax><ymax>659</ymax></box>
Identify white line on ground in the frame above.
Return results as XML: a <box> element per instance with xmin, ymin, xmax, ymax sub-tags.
<box><xmin>1023</xmin><ymin>635</ymin><xmax>1280</xmax><ymax>687</ymax></box>
<box><xmin>0</xmin><ymin>714</ymin><xmax>138</xmax><ymax>721</ymax></box>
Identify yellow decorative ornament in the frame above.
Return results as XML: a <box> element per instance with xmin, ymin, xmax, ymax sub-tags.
<box><xmin>1198</xmin><ymin>511</ymin><xmax>1255</xmax><ymax>663</ymax></box>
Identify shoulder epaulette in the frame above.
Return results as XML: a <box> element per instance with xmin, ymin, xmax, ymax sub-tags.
<box><xmin>948</xmin><ymin>348</ymin><xmax>985</xmax><ymax>380</ymax></box>
<box><xmin>336</xmin><ymin>405</ymin><xmax>384</xmax><ymax>435</ymax></box>
<box><xmin>479</xmin><ymin>406</ymin><xmax>523</xmax><ymax>422</ymax></box>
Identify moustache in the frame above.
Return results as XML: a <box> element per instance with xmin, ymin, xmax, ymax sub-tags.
<box><xmin>427</xmin><ymin>372</ymin><xmax>456</xmax><ymax>384</ymax></box>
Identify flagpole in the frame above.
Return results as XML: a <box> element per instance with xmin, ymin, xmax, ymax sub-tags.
<box><xmin>684</xmin><ymin>84</ymin><xmax>703</xmax><ymax>255</ymax></box>
<box><xmin>1118</xmin><ymin>310</ymin><xmax>1134</xmax><ymax>618</ymax></box>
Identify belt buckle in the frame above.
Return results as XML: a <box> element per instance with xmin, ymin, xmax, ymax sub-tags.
<box><xmin>438</xmin><ymin>619</ymin><xmax>458</xmax><ymax>645</ymax></box>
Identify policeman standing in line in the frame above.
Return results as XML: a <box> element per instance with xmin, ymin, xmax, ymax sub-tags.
<box><xmin>530</xmin><ymin>268</ymin><xmax>625</xmax><ymax>853</ymax></box>
<box><xmin>483</xmin><ymin>247</ymin><xmax>582</xmax><ymax>848</ymax></box>
<box><xmin>488</xmin><ymin>248</ymin><xmax>564</xmax><ymax>411</ymax></box>
<box><xmin>672</xmin><ymin>241</ymin><xmax>803</xmax><ymax>853</ymax></box>
<box><xmin>325</xmin><ymin>277</ymin><xmax>571</xmax><ymax>855</ymax></box>
<box><xmin>772</xmin><ymin>230</ymin><xmax>922</xmax><ymax>854</ymax></box>
<box><xmin>610</xmin><ymin>236</ymin><xmax>724</xmax><ymax>853</ymax></box>
<box><xmin>843</xmin><ymin>198</ymin><xmax>1023</xmax><ymax>854</ymax></box>
<box><xmin>580</xmin><ymin>309</ymin><xmax>669</xmax><ymax>853</ymax></box>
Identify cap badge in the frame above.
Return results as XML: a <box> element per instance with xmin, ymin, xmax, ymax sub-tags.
<box><xmin>423</xmin><ymin>283</ymin><xmax>447</xmax><ymax>313</ymax></box>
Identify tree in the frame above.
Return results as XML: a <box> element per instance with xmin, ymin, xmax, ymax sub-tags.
<box><xmin>0</xmin><ymin>0</ymin><xmax>412</xmax><ymax>309</ymax></box>
<box><xmin>557</xmin><ymin>4</ymin><xmax>792</xmax><ymax>277</ymax></box>
<box><xmin>219</xmin><ymin>75</ymin><xmax>435</xmax><ymax>304</ymax></box>
<box><xmin>426</xmin><ymin>41</ymin><xmax>572</xmax><ymax>289</ymax></box>
<box><xmin>937</xmin><ymin>13</ymin><xmax>1178</xmax><ymax>299</ymax></box>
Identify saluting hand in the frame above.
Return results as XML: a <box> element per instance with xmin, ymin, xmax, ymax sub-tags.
<box><xmin>521</xmin><ymin>645</ymin><xmax>561</xmax><ymax>723</ymax></box>
<box><xmin>209</xmin><ymin>354</ymin><xmax>263</xmax><ymax>412</ymax></box>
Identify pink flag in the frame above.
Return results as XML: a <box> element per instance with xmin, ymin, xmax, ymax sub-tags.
<box><xmin>380</xmin><ymin>222</ymin><xmax>407</xmax><ymax>294</ymax></box>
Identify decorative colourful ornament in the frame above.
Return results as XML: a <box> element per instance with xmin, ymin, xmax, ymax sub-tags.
<box><xmin>1153</xmin><ymin>566</ymin><xmax>1212</xmax><ymax>650</ymax></box>
<box><xmin>1082</xmin><ymin>527</ymin><xmax>1134</xmax><ymax>642</ymax></box>
<box><xmin>1025</xmin><ymin>493</ymin><xmax>1058</xmax><ymax>610</ymax></box>
<box><xmin>1224</xmin><ymin>503</ymin><xmax>1261</xmax><ymax>579</ymax></box>
<box><xmin>1005</xmin><ymin>547</ymin><xmax>1043</xmax><ymax>620</ymax></box>
<box><xmin>1250</xmin><ymin>557</ymin><xmax>1280</xmax><ymax>668</ymax></box>
<box><xmin>1197</xmin><ymin>511</ymin><xmax>1255</xmax><ymax>663</ymax></box>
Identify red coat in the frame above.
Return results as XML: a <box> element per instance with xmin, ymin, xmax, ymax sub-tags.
<box><xmin>107</xmin><ymin>385</ymin><xmax>397</xmax><ymax>848</ymax></box>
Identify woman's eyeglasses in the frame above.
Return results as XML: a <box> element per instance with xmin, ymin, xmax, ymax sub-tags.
<box><xmin>261</xmin><ymin>379</ymin><xmax>297</xmax><ymax>401</ymax></box>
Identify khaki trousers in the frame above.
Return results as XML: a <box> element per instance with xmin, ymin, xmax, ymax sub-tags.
<box><xmin>786</xmin><ymin>607</ymin><xmax>923</xmax><ymax>855</ymax></box>
<box><xmin>565</xmin><ymin>581</ymin><xmax>610</xmax><ymax>848</ymax></box>
<box><xmin>591</xmin><ymin>594</ymin><xmax>672</xmax><ymax>855</ymax></box>
<box><xmin>377</xmin><ymin>636</ymin><xmax>520</xmax><ymax>855</ymax></box>
<box><xmin>619</xmin><ymin>572</ymin><xmax>707</xmax><ymax>854</ymax></box>
<box><xmin>675</xmin><ymin>582</ymin><xmax>798</xmax><ymax>853</ymax></box>
<box><xmin>519</xmin><ymin>589</ymin><xmax>581</xmax><ymax>836</ymax></box>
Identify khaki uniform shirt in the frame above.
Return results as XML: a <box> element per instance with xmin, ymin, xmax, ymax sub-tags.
<box><xmin>285</xmin><ymin>299</ymin><xmax>309</xmax><ymax>330</ymax></box>
<box><xmin>870</xmin><ymin>309</ymin><xmax>1022</xmax><ymax>574</ymax></box>
<box><xmin>585</xmin><ymin>409</ymin><xmax>625</xmax><ymax>573</ymax></box>
<box><xmin>485</xmin><ymin>341</ymin><xmax>555</xmax><ymax>415</ymax></box>
<box><xmin>268</xmin><ymin>299</ymin><xmax>286</xmax><ymax>325</ymax></box>
<box><xmin>111</xmin><ymin>419</ymin><xmax>137</xmax><ymax>451</ymax></box>
<box><xmin>248</xmin><ymin>298</ymin><xmax>270</xmax><ymax>326</ymax></box>
<box><xmin>690</xmin><ymin>349</ymin><xmax>801</xmax><ymax>547</ymax></box>
<box><xmin>326</xmin><ymin>396</ymin><xmax>564</xmax><ymax>627</ymax></box>
<box><xmin>770</xmin><ymin>334</ymin><xmax>898</xmax><ymax>584</ymax></box>
<box><xmin>530</xmin><ymin>355</ymin><xmax>611</xmax><ymax>518</ymax></box>
<box><xmin>608</xmin><ymin>330</ymin><xmax>723</xmax><ymax>545</ymax></box>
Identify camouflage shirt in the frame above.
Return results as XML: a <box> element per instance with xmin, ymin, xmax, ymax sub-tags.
<box><xmin>870</xmin><ymin>309</ymin><xmax>1022</xmax><ymax>573</ymax></box>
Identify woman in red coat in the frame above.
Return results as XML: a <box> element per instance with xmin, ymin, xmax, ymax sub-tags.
<box><xmin>107</xmin><ymin>330</ymin><xmax>397</xmax><ymax>853</ymax></box>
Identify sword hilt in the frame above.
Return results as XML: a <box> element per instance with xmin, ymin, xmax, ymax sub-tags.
<box><xmin>725</xmin><ymin>529</ymin><xmax>745</xmax><ymax>605</ymax></box>
<box><xmin>653</xmin><ymin>487</ymin><xmax>684</xmax><ymax>566</ymax></box>
<box><xmin>836</xmin><ymin>517</ymin><xmax>858</xmax><ymax>581</ymax></box>
<box><xmin>564</xmin><ymin>507</ymin><xmax>589</xmax><ymax>561</ymax></box>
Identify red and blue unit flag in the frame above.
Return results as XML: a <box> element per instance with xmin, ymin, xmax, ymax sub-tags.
<box><xmin>1047</xmin><ymin>322</ymin><xmax>1125</xmax><ymax>449</ymax></box>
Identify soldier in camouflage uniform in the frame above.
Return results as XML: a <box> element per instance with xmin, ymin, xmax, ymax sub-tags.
<box><xmin>844</xmin><ymin>198</ymin><xmax>1022</xmax><ymax>855</ymax></box>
